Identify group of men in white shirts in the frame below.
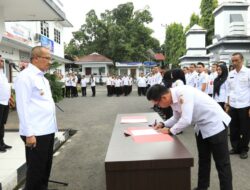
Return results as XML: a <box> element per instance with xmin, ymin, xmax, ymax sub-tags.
<box><xmin>179</xmin><ymin>54</ymin><xmax>250</xmax><ymax>161</ymax></box>
<box><xmin>136</xmin><ymin>67</ymin><xmax>163</xmax><ymax>96</ymax></box>
<box><xmin>184</xmin><ymin>62</ymin><xmax>218</xmax><ymax>96</ymax></box>
<box><xmin>106</xmin><ymin>75</ymin><xmax>133</xmax><ymax>96</ymax></box>
<box><xmin>60</xmin><ymin>73</ymin><xmax>96</xmax><ymax>97</ymax></box>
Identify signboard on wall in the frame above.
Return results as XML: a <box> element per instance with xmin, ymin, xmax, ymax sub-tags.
<box><xmin>5</xmin><ymin>23</ymin><xmax>32</xmax><ymax>44</ymax></box>
<box><xmin>40</xmin><ymin>36</ymin><xmax>54</xmax><ymax>53</ymax></box>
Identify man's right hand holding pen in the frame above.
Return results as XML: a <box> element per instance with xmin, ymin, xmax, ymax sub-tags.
<box><xmin>153</xmin><ymin>121</ymin><xmax>165</xmax><ymax>130</ymax></box>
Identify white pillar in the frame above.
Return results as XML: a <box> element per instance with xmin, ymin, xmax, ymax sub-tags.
<box><xmin>0</xmin><ymin>7</ymin><xmax>5</xmax><ymax>43</ymax></box>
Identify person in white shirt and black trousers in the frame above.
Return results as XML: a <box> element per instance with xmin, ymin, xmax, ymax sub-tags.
<box><xmin>0</xmin><ymin>55</ymin><xmax>12</xmax><ymax>152</ymax></box>
<box><xmin>147</xmin><ymin>84</ymin><xmax>232</xmax><ymax>190</ymax></box>
<box><xmin>15</xmin><ymin>46</ymin><xmax>58</xmax><ymax>190</ymax></box>
<box><xmin>81</xmin><ymin>75</ymin><xmax>87</xmax><ymax>97</ymax></box>
<box><xmin>89</xmin><ymin>74</ymin><xmax>96</xmax><ymax>97</ymax></box>
<box><xmin>226</xmin><ymin>52</ymin><xmax>250</xmax><ymax>159</ymax></box>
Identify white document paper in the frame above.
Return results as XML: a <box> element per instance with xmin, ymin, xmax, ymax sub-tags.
<box><xmin>131</xmin><ymin>129</ymin><xmax>158</xmax><ymax>136</ymax></box>
<box><xmin>121</xmin><ymin>117</ymin><xmax>147</xmax><ymax>123</ymax></box>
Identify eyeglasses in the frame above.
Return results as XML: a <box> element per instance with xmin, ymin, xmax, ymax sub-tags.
<box><xmin>37</xmin><ymin>56</ymin><xmax>52</xmax><ymax>61</ymax></box>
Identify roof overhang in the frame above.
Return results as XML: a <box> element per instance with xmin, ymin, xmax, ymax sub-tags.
<box><xmin>0</xmin><ymin>0</ymin><xmax>66</xmax><ymax>21</ymax></box>
<box><xmin>76</xmin><ymin>62</ymin><xmax>113</xmax><ymax>65</ymax></box>
<box><xmin>0</xmin><ymin>36</ymin><xmax>72</xmax><ymax>64</ymax></box>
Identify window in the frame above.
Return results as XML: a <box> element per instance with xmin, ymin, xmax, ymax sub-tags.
<box><xmin>230</xmin><ymin>14</ymin><xmax>244</xmax><ymax>23</ymax></box>
<box><xmin>41</xmin><ymin>21</ymin><xmax>49</xmax><ymax>37</ymax></box>
<box><xmin>54</xmin><ymin>29</ymin><xmax>61</xmax><ymax>44</ymax></box>
<box><xmin>99</xmin><ymin>67</ymin><xmax>105</xmax><ymax>75</ymax></box>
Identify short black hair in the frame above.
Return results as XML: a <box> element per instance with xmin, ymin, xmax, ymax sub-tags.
<box><xmin>232</xmin><ymin>52</ymin><xmax>244</xmax><ymax>60</ymax></box>
<box><xmin>146</xmin><ymin>84</ymin><xmax>170</xmax><ymax>101</ymax></box>
<box><xmin>197</xmin><ymin>62</ymin><xmax>205</xmax><ymax>67</ymax></box>
<box><xmin>190</xmin><ymin>63</ymin><xmax>196</xmax><ymax>68</ymax></box>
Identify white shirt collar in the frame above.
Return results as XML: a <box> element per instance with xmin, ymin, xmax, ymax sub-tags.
<box><xmin>28</xmin><ymin>63</ymin><xmax>45</xmax><ymax>76</ymax></box>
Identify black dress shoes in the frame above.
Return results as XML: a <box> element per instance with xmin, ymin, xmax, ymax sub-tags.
<box><xmin>0</xmin><ymin>146</ymin><xmax>6</xmax><ymax>152</ymax></box>
<box><xmin>240</xmin><ymin>152</ymin><xmax>248</xmax><ymax>159</ymax></box>
<box><xmin>193</xmin><ymin>188</ymin><xmax>208</xmax><ymax>190</ymax></box>
<box><xmin>229</xmin><ymin>149</ymin><xmax>239</xmax><ymax>154</ymax></box>
<box><xmin>2</xmin><ymin>143</ymin><xmax>12</xmax><ymax>149</ymax></box>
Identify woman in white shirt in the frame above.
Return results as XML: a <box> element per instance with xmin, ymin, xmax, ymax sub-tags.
<box><xmin>213</xmin><ymin>64</ymin><xmax>228</xmax><ymax>110</ymax></box>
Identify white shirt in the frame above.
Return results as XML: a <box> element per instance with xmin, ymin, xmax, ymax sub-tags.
<box><xmin>186</xmin><ymin>71</ymin><xmax>198</xmax><ymax>87</ymax></box>
<box><xmin>164</xmin><ymin>85</ymin><xmax>231</xmax><ymax>139</ymax></box>
<box><xmin>90</xmin><ymin>78</ymin><xmax>96</xmax><ymax>87</ymax></box>
<box><xmin>14</xmin><ymin>64</ymin><xmax>58</xmax><ymax>137</ymax></box>
<box><xmin>71</xmin><ymin>76</ymin><xmax>77</xmax><ymax>87</ymax></box>
<box><xmin>195</xmin><ymin>72</ymin><xmax>207</xmax><ymax>92</ymax></box>
<box><xmin>172</xmin><ymin>79</ymin><xmax>184</xmax><ymax>88</ymax></box>
<box><xmin>0</xmin><ymin>69</ymin><xmax>11</xmax><ymax>105</ymax></box>
<box><xmin>147</xmin><ymin>76</ymin><xmax>153</xmax><ymax>86</ymax></box>
<box><xmin>65</xmin><ymin>77</ymin><xmax>72</xmax><ymax>86</ymax></box>
<box><xmin>106</xmin><ymin>77</ymin><xmax>112</xmax><ymax>85</ymax></box>
<box><xmin>115</xmin><ymin>79</ymin><xmax>121</xmax><ymax>87</ymax></box>
<box><xmin>123</xmin><ymin>76</ymin><xmax>129</xmax><ymax>86</ymax></box>
<box><xmin>81</xmin><ymin>78</ymin><xmax>87</xmax><ymax>87</ymax></box>
<box><xmin>214</xmin><ymin>80</ymin><xmax>228</xmax><ymax>103</ymax></box>
<box><xmin>154</xmin><ymin>72</ymin><xmax>162</xmax><ymax>84</ymax></box>
<box><xmin>227</xmin><ymin>66</ymin><xmax>250</xmax><ymax>108</ymax></box>
<box><xmin>137</xmin><ymin>76</ymin><xmax>147</xmax><ymax>87</ymax></box>
<box><xmin>207</xmin><ymin>72</ymin><xmax>218</xmax><ymax>95</ymax></box>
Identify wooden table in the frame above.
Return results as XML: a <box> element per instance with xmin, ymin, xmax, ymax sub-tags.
<box><xmin>105</xmin><ymin>113</ymin><xmax>194</xmax><ymax>190</ymax></box>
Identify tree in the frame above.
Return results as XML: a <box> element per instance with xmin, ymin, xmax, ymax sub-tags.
<box><xmin>200</xmin><ymin>0</ymin><xmax>218</xmax><ymax>45</ymax></box>
<box><xmin>164</xmin><ymin>23</ymin><xmax>186</xmax><ymax>68</ymax></box>
<box><xmin>185</xmin><ymin>13</ymin><xmax>200</xmax><ymax>32</ymax></box>
<box><xmin>65</xmin><ymin>2</ymin><xmax>160</xmax><ymax>63</ymax></box>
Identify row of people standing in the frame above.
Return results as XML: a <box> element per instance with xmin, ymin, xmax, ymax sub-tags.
<box><xmin>106</xmin><ymin>75</ymin><xmax>133</xmax><ymax>97</ymax></box>
<box><xmin>168</xmin><ymin>53</ymin><xmax>250</xmax><ymax>160</ymax></box>
<box><xmin>60</xmin><ymin>74</ymin><xmax>96</xmax><ymax>97</ymax></box>
<box><xmin>136</xmin><ymin>67</ymin><xmax>163</xmax><ymax>96</ymax></box>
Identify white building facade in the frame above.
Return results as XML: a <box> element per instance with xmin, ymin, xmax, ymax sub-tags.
<box><xmin>179</xmin><ymin>25</ymin><xmax>210</xmax><ymax>67</ymax></box>
<box><xmin>0</xmin><ymin>0</ymin><xmax>73</xmax><ymax>82</ymax></box>
<box><xmin>207</xmin><ymin>0</ymin><xmax>250</xmax><ymax>66</ymax></box>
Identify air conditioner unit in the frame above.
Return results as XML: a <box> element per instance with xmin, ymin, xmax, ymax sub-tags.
<box><xmin>34</xmin><ymin>33</ymin><xmax>41</xmax><ymax>42</ymax></box>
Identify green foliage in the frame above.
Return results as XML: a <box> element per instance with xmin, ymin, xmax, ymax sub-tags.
<box><xmin>44</xmin><ymin>73</ymin><xmax>63</xmax><ymax>103</ymax></box>
<box><xmin>200</xmin><ymin>0</ymin><xmax>218</xmax><ymax>45</ymax></box>
<box><xmin>164</xmin><ymin>23</ymin><xmax>186</xmax><ymax>68</ymax></box>
<box><xmin>65</xmin><ymin>2</ymin><xmax>160</xmax><ymax>63</ymax></box>
<box><xmin>185</xmin><ymin>13</ymin><xmax>200</xmax><ymax>32</ymax></box>
<box><xmin>50</xmin><ymin>60</ymin><xmax>61</xmax><ymax>70</ymax></box>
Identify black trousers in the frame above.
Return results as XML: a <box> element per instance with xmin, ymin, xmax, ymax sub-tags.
<box><xmin>229</xmin><ymin>106</ymin><xmax>250</xmax><ymax>153</ymax></box>
<box><xmin>21</xmin><ymin>133</ymin><xmax>55</xmax><ymax>190</ymax></box>
<box><xmin>0</xmin><ymin>104</ymin><xmax>9</xmax><ymax>145</ymax></box>
<box><xmin>138</xmin><ymin>87</ymin><xmax>146</xmax><ymax>96</ymax></box>
<box><xmin>107</xmin><ymin>85</ymin><xmax>111</xmax><ymax>96</ymax></box>
<box><xmin>65</xmin><ymin>86</ymin><xmax>71</xmax><ymax>97</ymax></box>
<box><xmin>91</xmin><ymin>86</ymin><xmax>96</xmax><ymax>96</ymax></box>
<box><xmin>195</xmin><ymin>128</ymin><xmax>232</xmax><ymax>190</ymax></box>
<box><xmin>81</xmin><ymin>87</ymin><xmax>87</xmax><ymax>96</ymax></box>
<box><xmin>218</xmin><ymin>102</ymin><xmax>225</xmax><ymax>111</ymax></box>
<box><xmin>115</xmin><ymin>87</ymin><xmax>121</xmax><ymax>96</ymax></box>
<box><xmin>124</xmin><ymin>85</ymin><xmax>129</xmax><ymax>96</ymax></box>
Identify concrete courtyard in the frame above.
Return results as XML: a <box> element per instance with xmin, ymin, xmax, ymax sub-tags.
<box><xmin>6</xmin><ymin>86</ymin><xmax>250</xmax><ymax>190</ymax></box>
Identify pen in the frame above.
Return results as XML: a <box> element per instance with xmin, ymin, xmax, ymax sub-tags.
<box><xmin>154</xmin><ymin>119</ymin><xmax>157</xmax><ymax>126</ymax></box>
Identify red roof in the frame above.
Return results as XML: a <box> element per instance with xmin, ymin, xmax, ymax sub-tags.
<box><xmin>77</xmin><ymin>52</ymin><xmax>113</xmax><ymax>63</ymax></box>
<box><xmin>154</xmin><ymin>53</ymin><xmax>165</xmax><ymax>61</ymax></box>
